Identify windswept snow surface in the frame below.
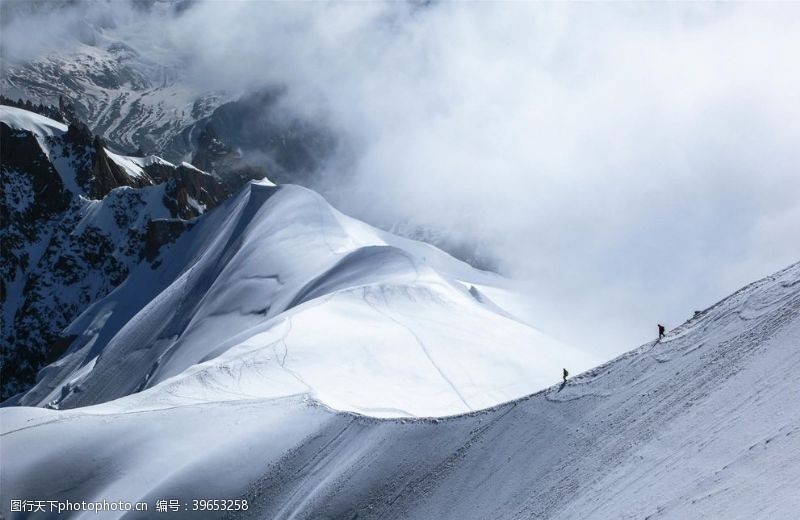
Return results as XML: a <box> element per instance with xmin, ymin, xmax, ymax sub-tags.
<box><xmin>13</xmin><ymin>179</ymin><xmax>595</xmax><ymax>416</ymax></box>
<box><xmin>2</xmin><ymin>263</ymin><xmax>799</xmax><ymax>519</ymax></box>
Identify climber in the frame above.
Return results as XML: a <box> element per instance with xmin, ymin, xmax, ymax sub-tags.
<box><xmin>658</xmin><ymin>323</ymin><xmax>666</xmax><ymax>340</ymax></box>
<box><xmin>562</xmin><ymin>368</ymin><xmax>569</xmax><ymax>382</ymax></box>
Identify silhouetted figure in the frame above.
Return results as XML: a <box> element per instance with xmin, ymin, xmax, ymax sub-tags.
<box><xmin>658</xmin><ymin>324</ymin><xmax>666</xmax><ymax>340</ymax></box>
<box><xmin>562</xmin><ymin>368</ymin><xmax>569</xmax><ymax>382</ymax></box>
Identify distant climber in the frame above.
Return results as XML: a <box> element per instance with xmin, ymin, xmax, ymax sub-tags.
<box><xmin>562</xmin><ymin>368</ymin><xmax>569</xmax><ymax>382</ymax></box>
<box><xmin>658</xmin><ymin>324</ymin><xmax>666</xmax><ymax>340</ymax></box>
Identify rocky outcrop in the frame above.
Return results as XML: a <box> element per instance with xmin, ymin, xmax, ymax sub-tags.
<box><xmin>62</xmin><ymin>120</ymin><xmax>153</xmax><ymax>198</ymax></box>
<box><xmin>1</xmin><ymin>121</ymin><xmax>72</xmax><ymax>307</ymax></box>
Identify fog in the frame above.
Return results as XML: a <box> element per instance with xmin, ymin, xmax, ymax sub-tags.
<box><xmin>3</xmin><ymin>0</ymin><xmax>799</xmax><ymax>357</ymax></box>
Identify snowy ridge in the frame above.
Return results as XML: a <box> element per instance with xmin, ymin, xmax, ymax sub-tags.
<box><xmin>3</xmin><ymin>94</ymin><xmax>798</xmax><ymax>520</ymax></box>
<box><xmin>14</xmin><ymin>180</ymin><xmax>595</xmax><ymax>417</ymax></box>
<box><xmin>2</xmin><ymin>262</ymin><xmax>798</xmax><ymax>519</ymax></box>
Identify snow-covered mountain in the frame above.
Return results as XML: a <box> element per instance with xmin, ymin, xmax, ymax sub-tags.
<box><xmin>2</xmin><ymin>40</ymin><xmax>222</xmax><ymax>162</ymax></box>
<box><xmin>4</xmin><ymin>6</ymin><xmax>798</xmax><ymax>518</ymax></box>
<box><xmin>0</xmin><ymin>106</ymin><xmax>260</xmax><ymax>399</ymax></box>
<box><xmin>2</xmin><ymin>257</ymin><xmax>798</xmax><ymax>518</ymax></box>
<box><xmin>1</xmin><ymin>14</ymin><xmax>489</xmax><ymax>267</ymax></box>
<box><xmin>8</xmin><ymin>174</ymin><xmax>595</xmax><ymax>416</ymax></box>
<box><xmin>3</xmin><ymin>105</ymin><xmax>595</xmax><ymax>414</ymax></box>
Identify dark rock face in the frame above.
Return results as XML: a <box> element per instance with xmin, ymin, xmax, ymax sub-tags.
<box><xmin>87</xmin><ymin>136</ymin><xmax>144</xmax><ymax>198</ymax></box>
<box><xmin>1</xmin><ymin>151</ymin><xmax>149</xmax><ymax>399</ymax></box>
<box><xmin>0</xmin><ymin>122</ymin><xmax>71</xmax><ymax>218</ymax></box>
<box><xmin>157</xmin><ymin>163</ymin><xmax>229</xmax><ymax>220</ymax></box>
<box><xmin>1</xmin><ymin>122</ymin><xmax>73</xmax><ymax>397</ymax></box>
<box><xmin>62</xmin><ymin>121</ymin><xmax>153</xmax><ymax>199</ymax></box>
<box><xmin>143</xmin><ymin>219</ymin><xmax>189</xmax><ymax>263</ymax></box>
<box><xmin>4</xmin><ymin>209</ymin><xmax>131</xmax><ymax>397</ymax></box>
<box><xmin>65</xmin><ymin>119</ymin><xmax>93</xmax><ymax>146</ymax></box>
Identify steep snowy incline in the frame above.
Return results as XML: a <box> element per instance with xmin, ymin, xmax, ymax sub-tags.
<box><xmin>13</xmin><ymin>177</ymin><xmax>594</xmax><ymax>416</ymax></box>
<box><xmin>2</xmin><ymin>263</ymin><xmax>798</xmax><ymax>519</ymax></box>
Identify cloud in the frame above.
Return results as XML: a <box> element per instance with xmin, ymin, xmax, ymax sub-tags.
<box><xmin>4</xmin><ymin>1</ymin><xmax>800</xmax><ymax>357</ymax></box>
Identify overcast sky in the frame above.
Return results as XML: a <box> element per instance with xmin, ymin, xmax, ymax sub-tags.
<box><xmin>3</xmin><ymin>1</ymin><xmax>799</xmax><ymax>358</ymax></box>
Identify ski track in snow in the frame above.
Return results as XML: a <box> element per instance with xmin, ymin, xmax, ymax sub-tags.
<box><xmin>362</xmin><ymin>285</ymin><xmax>474</xmax><ymax>412</ymax></box>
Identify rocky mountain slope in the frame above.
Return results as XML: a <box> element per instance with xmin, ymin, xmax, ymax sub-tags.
<box><xmin>0</xmin><ymin>106</ymin><xmax>260</xmax><ymax>399</ymax></box>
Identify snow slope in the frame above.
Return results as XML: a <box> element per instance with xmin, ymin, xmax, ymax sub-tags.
<box><xmin>13</xmin><ymin>178</ymin><xmax>595</xmax><ymax>417</ymax></box>
<box><xmin>2</xmin><ymin>262</ymin><xmax>798</xmax><ymax>519</ymax></box>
